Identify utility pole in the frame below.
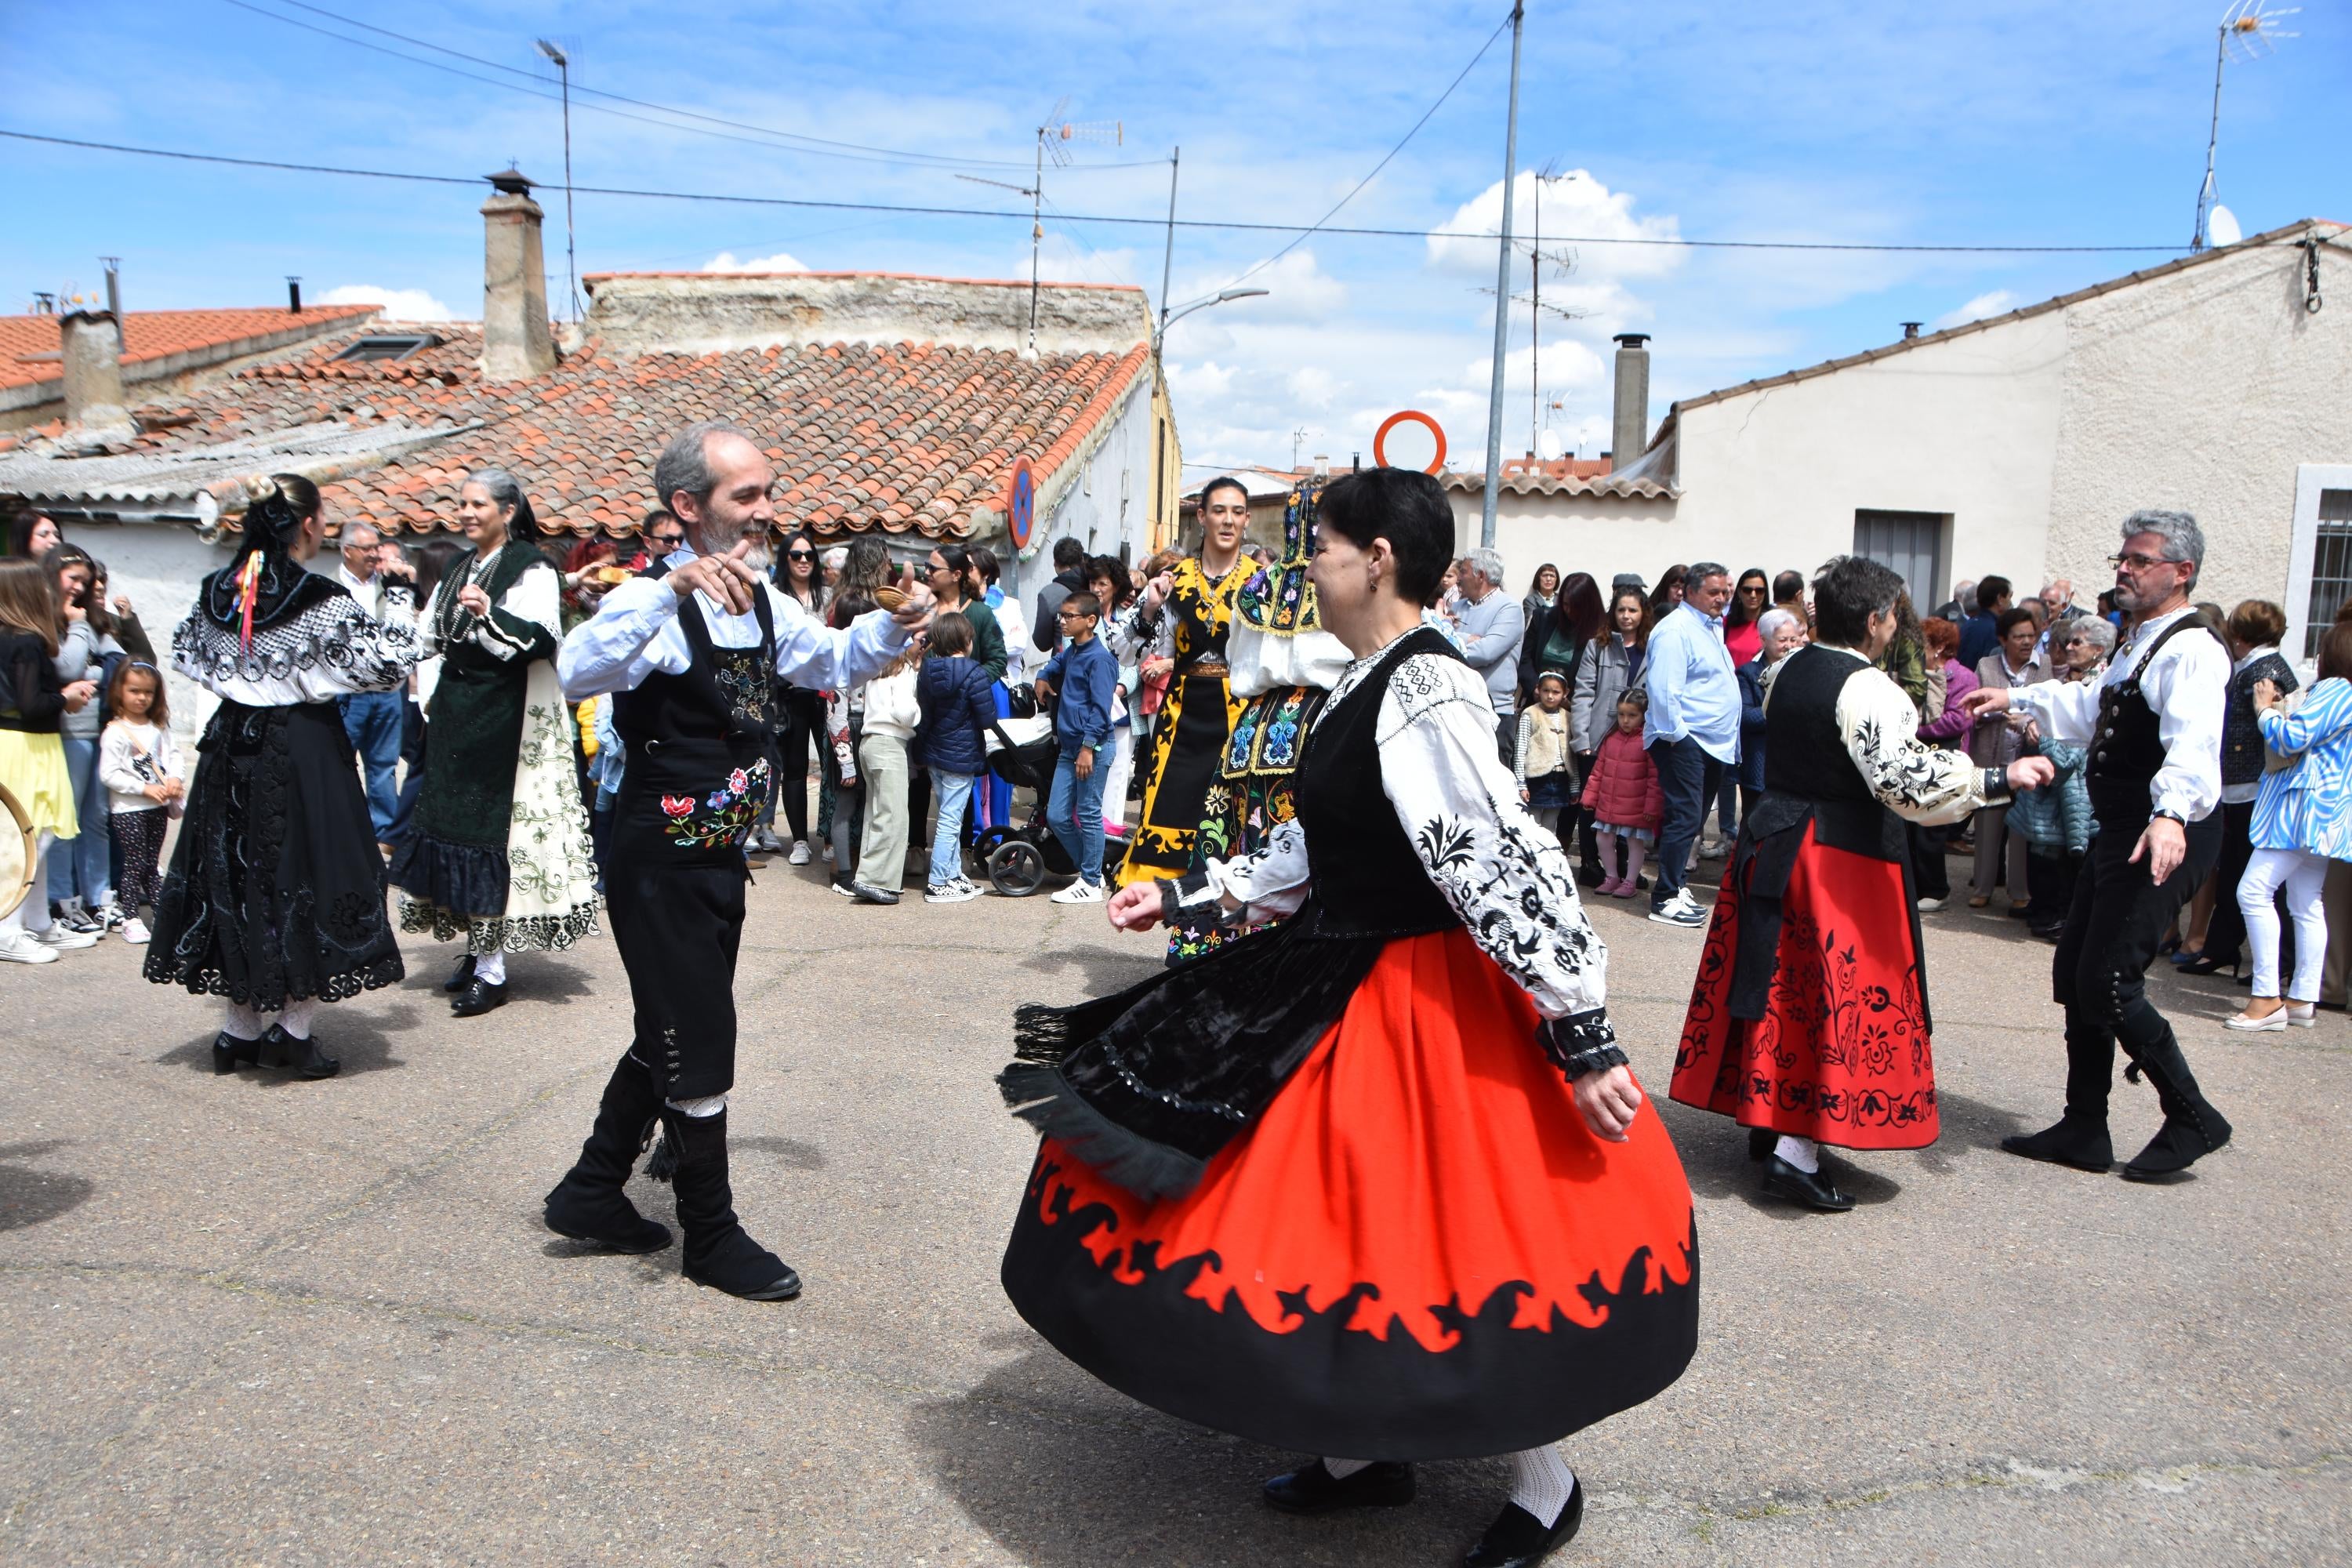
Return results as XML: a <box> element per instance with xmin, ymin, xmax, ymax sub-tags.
<box><xmin>1479</xmin><ymin>0</ymin><xmax>1526</xmax><ymax>548</ymax></box>
<box><xmin>536</xmin><ymin>39</ymin><xmax>582</xmax><ymax>321</ymax></box>
<box><xmin>1158</xmin><ymin>147</ymin><xmax>1181</xmax><ymax>342</ymax></box>
<box><xmin>1029</xmin><ymin>128</ymin><xmax>1046</xmax><ymax>354</ymax></box>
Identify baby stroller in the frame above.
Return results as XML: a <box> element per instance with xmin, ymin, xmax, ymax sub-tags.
<box><xmin>973</xmin><ymin>713</ymin><xmax>1130</xmax><ymax>896</ymax></box>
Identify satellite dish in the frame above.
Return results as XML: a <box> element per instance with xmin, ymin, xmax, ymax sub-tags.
<box><xmin>2207</xmin><ymin>204</ymin><xmax>2241</xmax><ymax>246</ymax></box>
<box><xmin>1537</xmin><ymin>429</ymin><xmax>1565</xmax><ymax>460</ymax></box>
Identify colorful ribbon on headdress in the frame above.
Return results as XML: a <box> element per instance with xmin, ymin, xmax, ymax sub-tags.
<box><xmin>235</xmin><ymin>549</ymin><xmax>265</xmax><ymax>652</ymax></box>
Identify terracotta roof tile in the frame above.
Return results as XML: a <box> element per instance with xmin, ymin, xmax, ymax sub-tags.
<box><xmin>125</xmin><ymin>318</ymin><xmax>1150</xmax><ymax>541</ymax></box>
<box><xmin>0</xmin><ymin>305</ymin><xmax>379</xmax><ymax>393</ymax></box>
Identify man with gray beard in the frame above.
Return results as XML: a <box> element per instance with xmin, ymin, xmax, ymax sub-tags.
<box><xmin>1965</xmin><ymin>510</ymin><xmax>2231</xmax><ymax>1182</ymax></box>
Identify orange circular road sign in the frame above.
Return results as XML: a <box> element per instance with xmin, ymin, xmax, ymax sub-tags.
<box><xmin>1372</xmin><ymin>410</ymin><xmax>1447</xmax><ymax>474</ymax></box>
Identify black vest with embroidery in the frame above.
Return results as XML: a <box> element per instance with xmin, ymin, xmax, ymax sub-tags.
<box><xmin>1745</xmin><ymin>643</ymin><xmax>1904</xmax><ymax>863</ymax></box>
<box><xmin>2087</xmin><ymin>614</ymin><xmax>2219</xmax><ymax>789</ymax></box>
<box><xmin>609</xmin><ymin>583</ymin><xmax>779</xmax><ymax>866</ymax></box>
<box><xmin>1294</xmin><ymin>626</ymin><xmax>1465</xmax><ymax>941</ymax></box>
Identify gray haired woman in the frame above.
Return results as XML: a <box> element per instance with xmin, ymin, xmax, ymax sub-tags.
<box><xmin>390</xmin><ymin>467</ymin><xmax>600</xmax><ymax>1017</ymax></box>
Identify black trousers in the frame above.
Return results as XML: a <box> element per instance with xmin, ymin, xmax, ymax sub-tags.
<box><xmin>606</xmin><ymin>855</ymin><xmax>747</xmax><ymax>1102</ymax></box>
<box><xmin>1908</xmin><ymin>820</ymin><xmax>1951</xmax><ymax>902</ymax></box>
<box><xmin>2052</xmin><ymin>795</ymin><xmax>2222</xmax><ymax>1128</ymax></box>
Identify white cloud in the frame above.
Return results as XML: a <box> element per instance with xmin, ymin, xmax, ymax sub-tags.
<box><xmin>1932</xmin><ymin>289</ymin><xmax>2018</xmax><ymax>331</ymax></box>
<box><xmin>1166</xmin><ymin>359</ymin><xmax>1236</xmax><ymax>399</ymax></box>
<box><xmin>702</xmin><ymin>250</ymin><xmax>808</xmax><ymax>273</ymax></box>
<box><xmin>1286</xmin><ymin>365</ymin><xmax>1338</xmax><ymax>410</ymax></box>
<box><xmin>318</xmin><ymin>284</ymin><xmax>458</xmax><ymax>321</ymax></box>
<box><xmin>1428</xmin><ymin>171</ymin><xmax>1683</xmax><ymax>283</ymax></box>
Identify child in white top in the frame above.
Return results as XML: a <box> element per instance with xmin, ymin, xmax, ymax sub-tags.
<box><xmin>96</xmin><ymin>662</ymin><xmax>184</xmax><ymax>945</ymax></box>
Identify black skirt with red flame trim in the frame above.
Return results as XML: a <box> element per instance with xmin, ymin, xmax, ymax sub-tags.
<box><xmin>1000</xmin><ymin>927</ymin><xmax>1699</xmax><ymax>1461</ymax></box>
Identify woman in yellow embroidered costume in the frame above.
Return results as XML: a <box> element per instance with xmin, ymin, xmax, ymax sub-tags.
<box><xmin>1112</xmin><ymin>477</ymin><xmax>1253</xmax><ymax>886</ymax></box>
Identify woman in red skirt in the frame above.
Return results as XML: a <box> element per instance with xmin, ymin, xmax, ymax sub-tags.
<box><xmin>1671</xmin><ymin>555</ymin><xmax>2054</xmax><ymax>1210</ymax></box>
<box><xmin>998</xmin><ymin>468</ymin><xmax>1697</xmax><ymax>1568</ymax></box>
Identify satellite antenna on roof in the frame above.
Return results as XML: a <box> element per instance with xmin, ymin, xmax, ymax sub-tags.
<box><xmin>2192</xmin><ymin>2</ymin><xmax>2298</xmax><ymax>252</ymax></box>
<box><xmin>957</xmin><ymin>103</ymin><xmax>1123</xmax><ymax>356</ymax></box>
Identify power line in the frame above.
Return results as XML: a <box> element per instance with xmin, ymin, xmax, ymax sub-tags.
<box><xmin>221</xmin><ymin>0</ymin><xmax>1164</xmax><ymax>174</ymax></box>
<box><xmin>1232</xmin><ymin>9</ymin><xmax>1513</xmax><ymax>286</ymax></box>
<box><xmin>1</xmin><ymin>129</ymin><xmax>2206</xmax><ymax>255</ymax></box>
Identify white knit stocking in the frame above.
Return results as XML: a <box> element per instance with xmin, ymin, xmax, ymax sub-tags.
<box><xmin>220</xmin><ymin>1000</ymin><xmax>268</xmax><ymax>1040</ymax></box>
<box><xmin>1507</xmin><ymin>1445</ymin><xmax>1577</xmax><ymax>1528</ymax></box>
<box><xmin>1774</xmin><ymin>1134</ymin><xmax>1820</xmax><ymax>1174</ymax></box>
<box><xmin>474</xmin><ymin>949</ymin><xmax>507</xmax><ymax>986</ymax></box>
<box><xmin>276</xmin><ymin>999</ymin><xmax>318</xmax><ymax>1040</ymax></box>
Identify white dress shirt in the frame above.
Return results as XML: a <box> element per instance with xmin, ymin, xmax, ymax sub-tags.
<box><xmin>336</xmin><ymin>558</ymin><xmax>412</xmax><ymax>626</ymax></box>
<box><xmin>2009</xmin><ymin>604</ymin><xmax>2227</xmax><ymax>822</ymax></box>
<box><xmin>557</xmin><ymin>546</ymin><xmax>910</xmax><ymax>701</ymax></box>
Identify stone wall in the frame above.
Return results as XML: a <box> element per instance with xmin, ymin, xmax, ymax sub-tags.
<box><xmin>583</xmin><ymin>272</ymin><xmax>1152</xmax><ymax>357</ymax></box>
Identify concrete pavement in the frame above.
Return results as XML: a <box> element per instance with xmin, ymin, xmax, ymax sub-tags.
<box><xmin>2</xmin><ymin>854</ymin><xmax>2347</xmax><ymax>1565</ymax></box>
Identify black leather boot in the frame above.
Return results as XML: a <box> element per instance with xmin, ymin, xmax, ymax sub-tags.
<box><xmin>2006</xmin><ymin>1014</ymin><xmax>2118</xmax><ymax>1171</ymax></box>
<box><xmin>2002</xmin><ymin>1117</ymin><xmax>2114</xmax><ymax>1171</ymax></box>
<box><xmin>212</xmin><ymin>1029</ymin><xmax>262</xmax><ymax>1075</ymax></box>
<box><xmin>1262</xmin><ymin>1460</ymin><xmax>1416</xmax><ymax>1515</ymax></box>
<box><xmin>2120</xmin><ymin>1034</ymin><xmax>2231</xmax><ymax>1181</ymax></box>
<box><xmin>661</xmin><ymin>1107</ymin><xmax>801</xmax><ymax>1301</ymax></box>
<box><xmin>263</xmin><ymin>1023</ymin><xmax>339</xmax><ymax>1080</ymax></box>
<box><xmin>543</xmin><ymin>1054</ymin><xmax>673</xmax><ymax>1254</ymax></box>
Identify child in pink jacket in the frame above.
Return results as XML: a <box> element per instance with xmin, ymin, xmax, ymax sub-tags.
<box><xmin>1579</xmin><ymin>690</ymin><xmax>1664</xmax><ymax>897</ymax></box>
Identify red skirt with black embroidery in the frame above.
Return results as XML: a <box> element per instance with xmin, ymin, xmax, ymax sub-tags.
<box><xmin>1670</xmin><ymin>824</ymin><xmax>1940</xmax><ymax>1149</ymax></box>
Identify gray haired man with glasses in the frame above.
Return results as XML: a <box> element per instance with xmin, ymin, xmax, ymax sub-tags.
<box><xmin>1962</xmin><ymin>510</ymin><xmax>2231</xmax><ymax>1183</ymax></box>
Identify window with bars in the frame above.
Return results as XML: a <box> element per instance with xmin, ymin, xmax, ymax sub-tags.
<box><xmin>2309</xmin><ymin>488</ymin><xmax>2352</xmax><ymax>660</ymax></box>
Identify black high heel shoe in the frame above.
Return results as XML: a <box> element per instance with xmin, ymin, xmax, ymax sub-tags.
<box><xmin>264</xmin><ymin>1023</ymin><xmax>340</xmax><ymax>1080</ymax></box>
<box><xmin>2176</xmin><ymin>953</ymin><xmax>2240</xmax><ymax>978</ymax></box>
<box><xmin>211</xmin><ymin>1030</ymin><xmax>262</xmax><ymax>1075</ymax></box>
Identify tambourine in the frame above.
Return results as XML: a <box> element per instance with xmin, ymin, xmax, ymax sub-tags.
<box><xmin>0</xmin><ymin>783</ymin><xmax>33</xmax><ymax>924</ymax></box>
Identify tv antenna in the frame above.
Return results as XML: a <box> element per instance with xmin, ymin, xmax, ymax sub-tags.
<box><xmin>2192</xmin><ymin>2</ymin><xmax>2298</xmax><ymax>252</ymax></box>
<box><xmin>961</xmin><ymin>100</ymin><xmax>1123</xmax><ymax>355</ymax></box>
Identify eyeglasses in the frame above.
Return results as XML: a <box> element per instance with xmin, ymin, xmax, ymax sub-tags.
<box><xmin>786</xmin><ymin>550</ymin><xmax>814</xmax><ymax>561</ymax></box>
<box><xmin>1057</xmin><ymin>608</ymin><xmax>1094</xmax><ymax>622</ymax></box>
<box><xmin>2108</xmin><ymin>551</ymin><xmax>2176</xmax><ymax>571</ymax></box>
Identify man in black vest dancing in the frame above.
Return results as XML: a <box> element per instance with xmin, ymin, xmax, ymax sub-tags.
<box><xmin>545</xmin><ymin>419</ymin><xmax>930</xmax><ymax>1298</ymax></box>
<box><xmin>1965</xmin><ymin>510</ymin><xmax>2231</xmax><ymax>1182</ymax></box>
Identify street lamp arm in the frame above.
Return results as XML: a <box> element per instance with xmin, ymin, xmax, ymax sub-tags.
<box><xmin>1152</xmin><ymin>286</ymin><xmax>1269</xmax><ymax>353</ymax></box>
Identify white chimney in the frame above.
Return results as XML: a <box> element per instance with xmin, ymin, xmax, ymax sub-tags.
<box><xmin>481</xmin><ymin>168</ymin><xmax>557</xmax><ymax>381</ymax></box>
<box><xmin>1610</xmin><ymin>334</ymin><xmax>1651</xmax><ymax>469</ymax></box>
<box><xmin>59</xmin><ymin>307</ymin><xmax>135</xmax><ymax>446</ymax></box>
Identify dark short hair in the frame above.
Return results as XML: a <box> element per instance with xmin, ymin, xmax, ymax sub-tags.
<box><xmin>1197</xmin><ymin>476</ymin><xmax>1248</xmax><ymax>510</ymax></box>
<box><xmin>643</xmin><ymin>508</ymin><xmax>678</xmax><ymax>533</ymax></box>
<box><xmin>1682</xmin><ymin>561</ymin><xmax>1730</xmax><ymax>597</ymax></box>
<box><xmin>928</xmin><ymin>609</ymin><xmax>974</xmax><ymax>657</ymax></box>
<box><xmin>1773</xmin><ymin>568</ymin><xmax>1805</xmax><ymax>602</ymax></box>
<box><xmin>2227</xmin><ymin>599</ymin><xmax>2287</xmax><ymax>648</ymax></box>
<box><xmin>1996</xmin><ymin>606</ymin><xmax>2039</xmax><ymax>639</ymax></box>
<box><xmin>1315</xmin><ymin>467</ymin><xmax>1454</xmax><ymax>606</ymax></box>
<box><xmin>1811</xmin><ymin>554</ymin><xmax>1907</xmax><ymax>645</ymax></box>
<box><xmin>1616</xmin><ymin>687</ymin><xmax>1650</xmax><ymax>713</ymax></box>
<box><xmin>1063</xmin><ymin>590</ymin><xmax>1102</xmax><ymax>621</ymax></box>
<box><xmin>2319</xmin><ymin>619</ymin><xmax>2352</xmax><ymax>684</ymax></box>
<box><xmin>1052</xmin><ymin>537</ymin><xmax>1086</xmax><ymax>570</ymax></box>
<box><xmin>1976</xmin><ymin>575</ymin><xmax>2013</xmax><ymax>613</ymax></box>
<box><xmin>967</xmin><ymin>543</ymin><xmax>1000</xmax><ymax>584</ymax></box>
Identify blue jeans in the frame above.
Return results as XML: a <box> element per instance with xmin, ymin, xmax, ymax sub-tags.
<box><xmin>1047</xmin><ymin>746</ymin><xmax>1107</xmax><ymax>885</ymax></box>
<box><xmin>48</xmin><ymin>736</ymin><xmax>111</xmax><ymax>907</ymax></box>
<box><xmin>1648</xmin><ymin>735</ymin><xmax>1723</xmax><ymax>909</ymax></box>
<box><xmin>928</xmin><ymin>768</ymin><xmax>975</xmax><ymax>887</ymax></box>
<box><xmin>339</xmin><ymin>689</ymin><xmax>404</xmax><ymax>839</ymax></box>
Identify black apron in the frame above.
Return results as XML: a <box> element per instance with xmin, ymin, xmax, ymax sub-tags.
<box><xmin>605</xmin><ymin>589</ymin><xmax>779</xmax><ymax>1100</ymax></box>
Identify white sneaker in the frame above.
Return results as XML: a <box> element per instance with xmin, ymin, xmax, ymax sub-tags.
<box><xmin>787</xmin><ymin>840</ymin><xmax>812</xmax><ymax>866</ymax></box>
<box><xmin>0</xmin><ymin>930</ymin><xmax>59</xmax><ymax>964</ymax></box>
<box><xmin>31</xmin><ymin>924</ymin><xmax>99</xmax><ymax>950</ymax></box>
<box><xmin>822</xmin><ymin>843</ymin><xmax>835</xmax><ymax>862</ymax></box>
<box><xmin>1915</xmin><ymin>896</ymin><xmax>1948</xmax><ymax>913</ymax></box>
<box><xmin>1050</xmin><ymin>879</ymin><xmax>1105</xmax><ymax>905</ymax></box>
<box><xmin>96</xmin><ymin>901</ymin><xmax>127</xmax><ymax>931</ymax></box>
<box><xmin>924</xmin><ymin>878</ymin><xmax>983</xmax><ymax>905</ymax></box>
<box><xmin>121</xmin><ymin>916</ymin><xmax>151</xmax><ymax>945</ymax></box>
<box><xmin>1648</xmin><ymin>891</ymin><xmax>1708</xmax><ymax>928</ymax></box>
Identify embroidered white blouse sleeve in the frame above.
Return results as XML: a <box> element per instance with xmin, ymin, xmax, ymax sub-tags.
<box><xmin>1107</xmin><ymin>597</ymin><xmax>1175</xmax><ymax>664</ymax></box>
<box><xmin>171</xmin><ymin>594</ymin><xmax>425</xmax><ymax>705</ymax></box>
<box><xmin>1835</xmin><ymin>660</ymin><xmax>1999</xmax><ymax>826</ymax></box>
<box><xmin>470</xmin><ymin>561</ymin><xmax>562</xmax><ymax>662</ymax></box>
<box><xmin>1375</xmin><ymin>652</ymin><xmax>1607</xmax><ymax>1022</ymax></box>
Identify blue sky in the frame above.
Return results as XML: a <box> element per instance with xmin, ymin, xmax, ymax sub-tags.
<box><xmin>5</xmin><ymin>0</ymin><xmax>2343</xmax><ymax>473</ymax></box>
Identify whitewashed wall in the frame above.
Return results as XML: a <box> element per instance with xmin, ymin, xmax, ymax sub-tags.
<box><xmin>65</xmin><ymin>522</ymin><xmax>238</xmax><ymax>746</ymax></box>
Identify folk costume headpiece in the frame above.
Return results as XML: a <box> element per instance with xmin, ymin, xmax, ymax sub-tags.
<box><xmin>1229</xmin><ymin>478</ymin><xmax>1352</xmax><ymax>697</ymax></box>
<box><xmin>201</xmin><ymin>474</ymin><xmax>329</xmax><ymax>648</ymax></box>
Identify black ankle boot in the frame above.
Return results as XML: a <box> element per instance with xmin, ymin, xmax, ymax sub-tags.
<box><xmin>264</xmin><ymin>1023</ymin><xmax>339</xmax><ymax>1080</ymax></box>
<box><xmin>2001</xmin><ymin>1116</ymin><xmax>2114</xmax><ymax>1172</ymax></box>
<box><xmin>659</xmin><ymin>1108</ymin><xmax>800</xmax><ymax>1301</ymax></box>
<box><xmin>544</xmin><ymin>1055</ymin><xmax>673</xmax><ymax>1254</ymax></box>
<box><xmin>211</xmin><ymin>1029</ymin><xmax>262</xmax><ymax>1075</ymax></box>
<box><xmin>1465</xmin><ymin>1479</ymin><xmax>1584</xmax><ymax>1567</ymax></box>
<box><xmin>2120</xmin><ymin>1036</ymin><xmax>2231</xmax><ymax>1181</ymax></box>
<box><xmin>1261</xmin><ymin>1460</ymin><xmax>1416</xmax><ymax>1515</ymax></box>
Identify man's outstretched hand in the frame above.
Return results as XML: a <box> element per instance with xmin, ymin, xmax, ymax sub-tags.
<box><xmin>667</xmin><ymin>539</ymin><xmax>760</xmax><ymax>617</ymax></box>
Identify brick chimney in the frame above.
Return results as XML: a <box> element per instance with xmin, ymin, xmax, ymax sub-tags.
<box><xmin>1610</xmin><ymin>334</ymin><xmax>1651</xmax><ymax>470</ymax></box>
<box><xmin>480</xmin><ymin>168</ymin><xmax>557</xmax><ymax>381</ymax></box>
<box><xmin>59</xmin><ymin>307</ymin><xmax>135</xmax><ymax>445</ymax></box>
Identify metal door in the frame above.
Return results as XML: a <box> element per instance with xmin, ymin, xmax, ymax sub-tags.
<box><xmin>1853</xmin><ymin>510</ymin><xmax>1947</xmax><ymax>607</ymax></box>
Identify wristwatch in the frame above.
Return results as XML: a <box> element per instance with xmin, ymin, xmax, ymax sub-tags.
<box><xmin>2150</xmin><ymin>808</ymin><xmax>2187</xmax><ymax>826</ymax></box>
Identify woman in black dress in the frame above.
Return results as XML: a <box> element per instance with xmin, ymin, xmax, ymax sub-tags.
<box><xmin>997</xmin><ymin>467</ymin><xmax>1697</xmax><ymax>1568</ymax></box>
<box><xmin>145</xmin><ymin>476</ymin><xmax>425</xmax><ymax>1076</ymax></box>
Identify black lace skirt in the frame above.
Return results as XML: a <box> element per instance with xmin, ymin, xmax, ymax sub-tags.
<box><xmin>143</xmin><ymin>699</ymin><xmax>405</xmax><ymax>1009</ymax></box>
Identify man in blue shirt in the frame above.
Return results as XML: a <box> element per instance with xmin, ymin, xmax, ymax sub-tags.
<box><xmin>1644</xmin><ymin>563</ymin><xmax>1741</xmax><ymax>927</ymax></box>
<box><xmin>1035</xmin><ymin>592</ymin><xmax>1121</xmax><ymax>902</ymax></box>
<box><xmin>1454</xmin><ymin>546</ymin><xmax>1528</xmax><ymax>761</ymax></box>
<box><xmin>1955</xmin><ymin>575</ymin><xmax>2013</xmax><ymax>670</ymax></box>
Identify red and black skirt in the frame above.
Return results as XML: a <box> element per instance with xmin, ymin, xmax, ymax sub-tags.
<box><xmin>1001</xmin><ymin>926</ymin><xmax>1699</xmax><ymax>1460</ymax></box>
<box><xmin>1671</xmin><ymin>822</ymin><xmax>1940</xmax><ymax>1149</ymax></box>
